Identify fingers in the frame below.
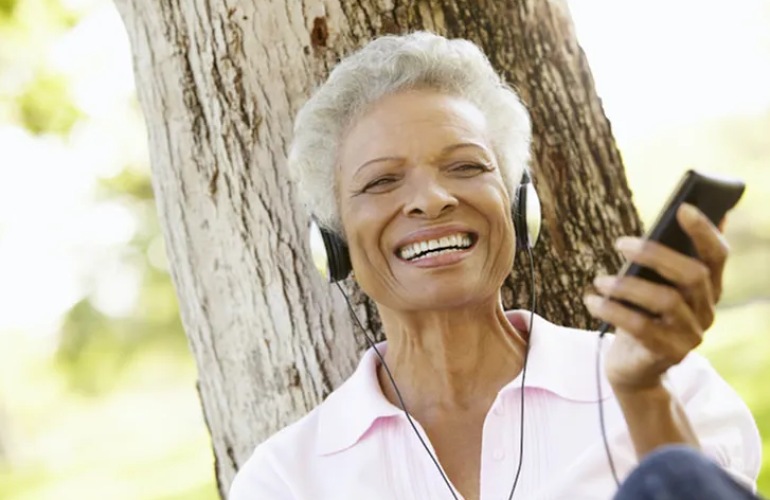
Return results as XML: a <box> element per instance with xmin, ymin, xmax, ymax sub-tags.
<box><xmin>614</xmin><ymin>237</ymin><xmax>715</xmax><ymax>329</ymax></box>
<box><xmin>676</xmin><ymin>203</ymin><xmax>729</xmax><ymax>301</ymax></box>
<box><xmin>717</xmin><ymin>216</ymin><xmax>727</xmax><ymax>233</ymax></box>
<box><xmin>582</xmin><ymin>204</ymin><xmax>731</xmax><ymax>388</ymax></box>
<box><xmin>584</xmin><ymin>292</ymin><xmax>703</xmax><ymax>365</ymax></box>
<box><xmin>594</xmin><ymin>275</ymin><xmax>684</xmax><ymax>318</ymax></box>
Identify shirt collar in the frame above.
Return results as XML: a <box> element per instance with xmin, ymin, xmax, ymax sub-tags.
<box><xmin>316</xmin><ymin>310</ymin><xmax>613</xmax><ymax>456</ymax></box>
<box><xmin>501</xmin><ymin>310</ymin><xmax>614</xmax><ymax>402</ymax></box>
<box><xmin>316</xmin><ymin>341</ymin><xmax>401</xmax><ymax>455</ymax></box>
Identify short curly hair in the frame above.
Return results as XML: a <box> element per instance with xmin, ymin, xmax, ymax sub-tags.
<box><xmin>288</xmin><ymin>31</ymin><xmax>532</xmax><ymax>237</ymax></box>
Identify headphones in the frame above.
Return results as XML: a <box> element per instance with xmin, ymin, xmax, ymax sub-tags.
<box><xmin>309</xmin><ymin>170</ymin><xmax>541</xmax><ymax>282</ymax></box>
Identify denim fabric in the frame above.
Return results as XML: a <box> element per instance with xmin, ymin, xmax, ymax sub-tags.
<box><xmin>615</xmin><ymin>445</ymin><xmax>760</xmax><ymax>500</ymax></box>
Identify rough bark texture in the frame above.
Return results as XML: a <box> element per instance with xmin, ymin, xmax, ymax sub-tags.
<box><xmin>114</xmin><ymin>0</ymin><xmax>642</xmax><ymax>496</ymax></box>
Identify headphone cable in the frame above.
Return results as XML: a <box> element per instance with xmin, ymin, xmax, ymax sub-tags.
<box><xmin>596</xmin><ymin>323</ymin><xmax>621</xmax><ymax>487</ymax></box>
<box><xmin>335</xmin><ymin>248</ymin><xmax>535</xmax><ymax>500</ymax></box>
<box><xmin>506</xmin><ymin>246</ymin><xmax>536</xmax><ymax>500</ymax></box>
<box><xmin>335</xmin><ymin>281</ymin><xmax>460</xmax><ymax>500</ymax></box>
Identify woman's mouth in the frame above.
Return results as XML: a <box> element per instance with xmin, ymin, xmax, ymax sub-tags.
<box><xmin>396</xmin><ymin>232</ymin><xmax>477</xmax><ymax>262</ymax></box>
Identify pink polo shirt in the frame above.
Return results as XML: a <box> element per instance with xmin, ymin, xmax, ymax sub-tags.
<box><xmin>229</xmin><ymin>311</ymin><xmax>761</xmax><ymax>499</ymax></box>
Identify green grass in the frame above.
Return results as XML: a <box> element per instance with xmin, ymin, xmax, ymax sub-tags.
<box><xmin>0</xmin><ymin>339</ymin><xmax>218</xmax><ymax>500</ymax></box>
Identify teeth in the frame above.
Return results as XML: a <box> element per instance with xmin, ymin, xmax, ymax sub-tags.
<box><xmin>397</xmin><ymin>232</ymin><xmax>474</xmax><ymax>260</ymax></box>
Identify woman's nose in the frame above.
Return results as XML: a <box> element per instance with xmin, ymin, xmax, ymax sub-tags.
<box><xmin>402</xmin><ymin>176</ymin><xmax>459</xmax><ymax>218</ymax></box>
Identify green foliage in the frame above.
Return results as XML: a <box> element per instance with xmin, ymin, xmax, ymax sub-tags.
<box><xmin>0</xmin><ymin>0</ymin><xmax>19</xmax><ymax>19</ymax></box>
<box><xmin>55</xmin><ymin>164</ymin><xmax>185</xmax><ymax>394</ymax></box>
<box><xmin>0</xmin><ymin>0</ymin><xmax>84</xmax><ymax>135</ymax></box>
<box><xmin>0</xmin><ymin>0</ymin><xmax>79</xmax><ymax>31</ymax></box>
<box><xmin>98</xmin><ymin>166</ymin><xmax>157</xmax><ymax>201</ymax></box>
<box><xmin>0</xmin><ymin>462</ymin><xmax>50</xmax><ymax>499</ymax></box>
<box><xmin>55</xmin><ymin>268</ymin><xmax>187</xmax><ymax>395</ymax></box>
<box><xmin>700</xmin><ymin>303</ymin><xmax>770</xmax><ymax>495</ymax></box>
<box><xmin>16</xmin><ymin>71</ymin><xmax>83</xmax><ymax>136</ymax></box>
<box><xmin>0</xmin><ymin>343</ymin><xmax>218</xmax><ymax>500</ymax></box>
<box><xmin>42</xmin><ymin>0</ymin><xmax>80</xmax><ymax>31</ymax></box>
<box><xmin>56</xmin><ymin>299</ymin><xmax>135</xmax><ymax>395</ymax></box>
<box><xmin>55</xmin><ymin>170</ymin><xmax>186</xmax><ymax>395</ymax></box>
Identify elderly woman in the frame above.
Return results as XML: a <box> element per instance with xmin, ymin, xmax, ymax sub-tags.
<box><xmin>230</xmin><ymin>33</ymin><xmax>761</xmax><ymax>499</ymax></box>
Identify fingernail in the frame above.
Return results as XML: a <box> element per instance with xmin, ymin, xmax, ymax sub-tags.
<box><xmin>615</xmin><ymin>237</ymin><xmax>640</xmax><ymax>252</ymax></box>
<box><xmin>593</xmin><ymin>275</ymin><xmax>616</xmax><ymax>290</ymax></box>
<box><xmin>680</xmin><ymin>203</ymin><xmax>699</xmax><ymax>223</ymax></box>
<box><xmin>584</xmin><ymin>294</ymin><xmax>602</xmax><ymax>310</ymax></box>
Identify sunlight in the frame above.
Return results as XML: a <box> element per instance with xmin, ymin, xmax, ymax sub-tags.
<box><xmin>568</xmin><ymin>0</ymin><xmax>770</xmax><ymax>142</ymax></box>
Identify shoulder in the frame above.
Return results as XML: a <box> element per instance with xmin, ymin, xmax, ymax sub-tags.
<box><xmin>520</xmin><ymin>310</ymin><xmax>760</xmax><ymax>481</ymax></box>
<box><xmin>229</xmin><ymin>407</ymin><xmax>324</xmax><ymax>500</ymax></box>
<box><xmin>229</xmin><ymin>345</ymin><xmax>391</xmax><ymax>499</ymax></box>
<box><xmin>667</xmin><ymin>349</ymin><xmax>755</xmax><ymax>427</ymax></box>
<box><xmin>515</xmin><ymin>309</ymin><xmax>607</xmax><ymax>361</ymax></box>
<box><xmin>506</xmin><ymin>309</ymin><xmax>602</xmax><ymax>349</ymax></box>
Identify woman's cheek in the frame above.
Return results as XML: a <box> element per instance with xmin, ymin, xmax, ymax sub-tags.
<box><xmin>348</xmin><ymin>234</ymin><xmax>392</xmax><ymax>295</ymax></box>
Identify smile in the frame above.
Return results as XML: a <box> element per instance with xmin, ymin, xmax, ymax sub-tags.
<box><xmin>397</xmin><ymin>232</ymin><xmax>475</xmax><ymax>261</ymax></box>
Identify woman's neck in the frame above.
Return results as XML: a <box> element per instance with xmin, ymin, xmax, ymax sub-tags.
<box><xmin>376</xmin><ymin>299</ymin><xmax>527</xmax><ymax>415</ymax></box>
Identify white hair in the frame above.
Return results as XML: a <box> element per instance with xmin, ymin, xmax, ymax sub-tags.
<box><xmin>288</xmin><ymin>31</ymin><xmax>532</xmax><ymax>236</ymax></box>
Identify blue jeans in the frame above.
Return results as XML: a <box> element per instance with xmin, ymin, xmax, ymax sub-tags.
<box><xmin>614</xmin><ymin>445</ymin><xmax>760</xmax><ymax>499</ymax></box>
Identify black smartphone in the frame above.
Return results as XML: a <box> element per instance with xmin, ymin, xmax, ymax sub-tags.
<box><xmin>610</xmin><ymin>169</ymin><xmax>746</xmax><ymax>318</ymax></box>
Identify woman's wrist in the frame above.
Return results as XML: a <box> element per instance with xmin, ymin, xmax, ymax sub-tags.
<box><xmin>610</xmin><ymin>376</ymin><xmax>666</xmax><ymax>398</ymax></box>
<box><xmin>612</xmin><ymin>379</ymin><xmax>700</xmax><ymax>458</ymax></box>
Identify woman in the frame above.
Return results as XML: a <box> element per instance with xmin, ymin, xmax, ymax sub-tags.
<box><xmin>230</xmin><ymin>32</ymin><xmax>761</xmax><ymax>499</ymax></box>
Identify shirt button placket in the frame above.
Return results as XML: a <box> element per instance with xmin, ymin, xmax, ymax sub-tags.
<box><xmin>492</xmin><ymin>403</ymin><xmax>506</xmax><ymax>462</ymax></box>
<box><xmin>480</xmin><ymin>401</ymin><xmax>512</xmax><ymax>499</ymax></box>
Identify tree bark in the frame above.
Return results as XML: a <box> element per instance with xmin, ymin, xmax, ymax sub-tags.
<box><xmin>114</xmin><ymin>0</ymin><xmax>642</xmax><ymax>496</ymax></box>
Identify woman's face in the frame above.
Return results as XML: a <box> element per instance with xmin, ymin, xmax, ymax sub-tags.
<box><xmin>337</xmin><ymin>89</ymin><xmax>516</xmax><ymax>311</ymax></box>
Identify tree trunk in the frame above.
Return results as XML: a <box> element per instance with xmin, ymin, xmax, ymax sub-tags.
<box><xmin>114</xmin><ymin>0</ymin><xmax>642</xmax><ymax>496</ymax></box>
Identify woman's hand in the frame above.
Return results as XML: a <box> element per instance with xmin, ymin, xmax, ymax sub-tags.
<box><xmin>584</xmin><ymin>203</ymin><xmax>729</xmax><ymax>392</ymax></box>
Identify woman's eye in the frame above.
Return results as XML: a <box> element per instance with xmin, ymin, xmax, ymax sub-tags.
<box><xmin>452</xmin><ymin>163</ymin><xmax>486</xmax><ymax>175</ymax></box>
<box><xmin>363</xmin><ymin>176</ymin><xmax>398</xmax><ymax>192</ymax></box>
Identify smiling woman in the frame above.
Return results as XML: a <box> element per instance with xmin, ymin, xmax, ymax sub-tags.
<box><xmin>338</xmin><ymin>91</ymin><xmax>516</xmax><ymax>312</ymax></box>
<box><xmin>229</xmin><ymin>32</ymin><xmax>761</xmax><ymax>500</ymax></box>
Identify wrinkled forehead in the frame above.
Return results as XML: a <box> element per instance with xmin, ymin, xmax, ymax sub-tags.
<box><xmin>337</xmin><ymin>90</ymin><xmax>494</xmax><ymax>179</ymax></box>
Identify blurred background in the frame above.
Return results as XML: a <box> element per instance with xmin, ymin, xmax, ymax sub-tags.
<box><xmin>0</xmin><ymin>0</ymin><xmax>767</xmax><ymax>498</ymax></box>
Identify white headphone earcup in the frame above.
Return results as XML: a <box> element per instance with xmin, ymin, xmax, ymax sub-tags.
<box><xmin>514</xmin><ymin>172</ymin><xmax>542</xmax><ymax>250</ymax></box>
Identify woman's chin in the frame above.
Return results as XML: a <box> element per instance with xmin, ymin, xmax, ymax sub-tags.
<box><xmin>397</xmin><ymin>281</ymin><xmax>496</xmax><ymax>311</ymax></box>
<box><xmin>382</xmin><ymin>252</ymin><xmax>509</xmax><ymax>310</ymax></box>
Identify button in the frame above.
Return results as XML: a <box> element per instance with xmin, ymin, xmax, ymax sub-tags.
<box><xmin>493</xmin><ymin>449</ymin><xmax>505</xmax><ymax>461</ymax></box>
